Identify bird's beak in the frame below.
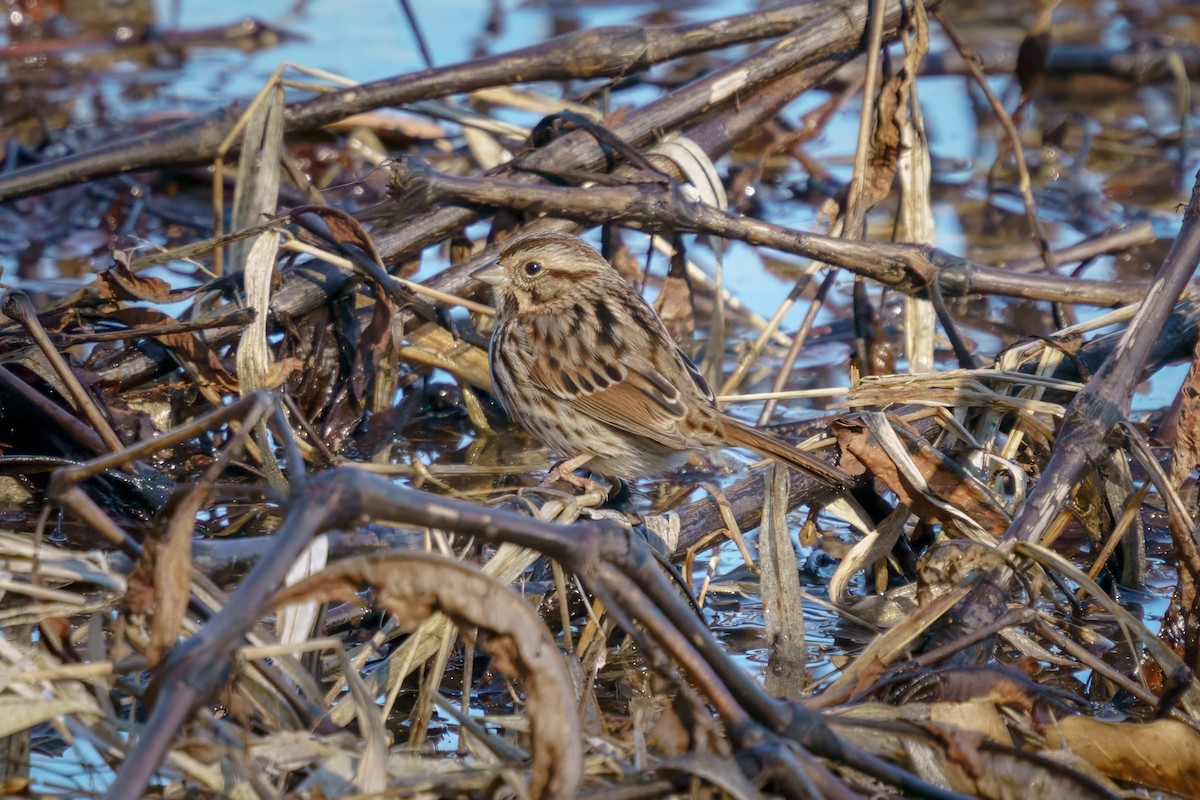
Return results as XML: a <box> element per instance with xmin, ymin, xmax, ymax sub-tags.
<box><xmin>471</xmin><ymin>263</ymin><xmax>506</xmax><ymax>286</ymax></box>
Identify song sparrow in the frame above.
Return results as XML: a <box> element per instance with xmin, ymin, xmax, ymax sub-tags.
<box><xmin>472</xmin><ymin>233</ymin><xmax>851</xmax><ymax>489</ymax></box>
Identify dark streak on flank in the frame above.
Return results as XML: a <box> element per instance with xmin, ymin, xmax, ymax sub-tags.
<box><xmin>622</xmin><ymin>293</ymin><xmax>655</xmax><ymax>333</ymax></box>
<box><xmin>495</xmin><ymin>344</ymin><xmax>518</xmax><ymax>391</ymax></box>
<box><xmin>531</xmin><ymin>316</ymin><xmax>553</xmax><ymax>349</ymax></box>
<box><xmin>594</xmin><ymin>300</ymin><xmax>620</xmax><ymax>349</ymax></box>
<box><xmin>495</xmin><ymin>293</ymin><xmax>518</xmax><ymax>318</ymax></box>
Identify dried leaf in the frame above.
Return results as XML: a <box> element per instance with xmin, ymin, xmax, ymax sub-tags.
<box><xmin>653</xmin><ymin>240</ymin><xmax>696</xmax><ymax>346</ymax></box>
<box><xmin>898</xmin><ymin>0</ymin><xmax>935</xmax><ymax>373</ymax></box>
<box><xmin>919</xmin><ymin>666</ymin><xmax>1044</xmax><ymax>711</ymax></box>
<box><xmin>1015</xmin><ymin>7</ymin><xmax>1054</xmax><ymax>100</ymax></box>
<box><xmin>357</xmin><ymin>288</ymin><xmax>401</xmax><ymax>415</ymax></box>
<box><xmin>759</xmin><ymin>464</ymin><xmax>806</xmax><ymax>697</ymax></box>
<box><xmin>920</xmin><ymin>720</ymin><xmax>987</xmax><ymax>778</ymax></box>
<box><xmin>1169</xmin><ymin>335</ymin><xmax>1200</xmax><ymax>487</ymax></box>
<box><xmin>830</xmin><ymin>504</ymin><xmax>907</xmax><ymax>605</ymax></box>
<box><xmin>235</xmin><ymin>232</ymin><xmax>283</xmax><ymax>395</ymax></box>
<box><xmin>145</xmin><ymin>484</ymin><xmax>206</xmax><ymax>667</ymax></box>
<box><xmin>276</xmin><ymin>535</ymin><xmax>331</xmax><ymax>647</ymax></box>
<box><xmin>833</xmin><ymin>417</ymin><xmax>1010</xmax><ymax>537</ymax></box>
<box><xmin>95</xmin><ymin>259</ymin><xmax>201</xmax><ymax>304</ymax></box>
<box><xmin>270</xmin><ymin>553</ymin><xmax>583</xmax><ymax>800</ymax></box>
<box><xmin>97</xmin><ymin>307</ymin><xmax>238</xmax><ymax>392</ymax></box>
<box><xmin>229</xmin><ymin>82</ymin><xmax>285</xmax><ymax>273</ymax></box>
<box><xmin>1044</xmin><ymin>716</ymin><xmax>1200</xmax><ymax>797</ymax></box>
<box><xmin>291</xmin><ymin>205</ymin><xmax>385</xmax><ymax>269</ymax></box>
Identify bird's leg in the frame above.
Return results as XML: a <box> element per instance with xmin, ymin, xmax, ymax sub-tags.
<box><xmin>542</xmin><ymin>454</ymin><xmax>612</xmax><ymax>496</ymax></box>
<box><xmin>514</xmin><ymin>456</ymin><xmax>607</xmax><ymax>521</ymax></box>
<box><xmin>527</xmin><ymin>455</ymin><xmax>608</xmax><ymax>522</ymax></box>
<box><xmin>544</xmin><ymin>453</ymin><xmax>619</xmax><ymax>503</ymax></box>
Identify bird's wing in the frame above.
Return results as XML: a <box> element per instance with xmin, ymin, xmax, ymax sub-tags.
<box><xmin>528</xmin><ymin>342</ymin><xmax>697</xmax><ymax>450</ymax></box>
<box><xmin>675</xmin><ymin>344</ymin><xmax>715</xmax><ymax>403</ymax></box>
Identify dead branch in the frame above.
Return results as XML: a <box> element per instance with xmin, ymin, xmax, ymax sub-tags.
<box><xmin>389</xmin><ymin>155</ymin><xmax>1155</xmax><ymax>307</ymax></box>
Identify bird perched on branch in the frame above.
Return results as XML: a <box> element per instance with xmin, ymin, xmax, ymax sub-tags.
<box><xmin>472</xmin><ymin>232</ymin><xmax>852</xmax><ymax>490</ymax></box>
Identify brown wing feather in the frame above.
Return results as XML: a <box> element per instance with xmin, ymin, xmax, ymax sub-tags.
<box><xmin>676</xmin><ymin>346</ymin><xmax>714</xmax><ymax>404</ymax></box>
<box><xmin>528</xmin><ymin>345</ymin><xmax>695</xmax><ymax>450</ymax></box>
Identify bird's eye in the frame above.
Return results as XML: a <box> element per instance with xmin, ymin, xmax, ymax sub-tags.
<box><xmin>523</xmin><ymin>261</ymin><xmax>543</xmax><ymax>277</ymax></box>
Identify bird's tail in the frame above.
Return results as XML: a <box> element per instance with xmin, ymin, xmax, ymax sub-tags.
<box><xmin>722</xmin><ymin>419</ymin><xmax>852</xmax><ymax>490</ymax></box>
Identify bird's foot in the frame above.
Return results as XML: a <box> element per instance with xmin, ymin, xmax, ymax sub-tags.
<box><xmin>517</xmin><ymin>456</ymin><xmax>609</xmax><ymax>522</ymax></box>
<box><xmin>541</xmin><ymin>454</ymin><xmax>608</xmax><ymax>494</ymax></box>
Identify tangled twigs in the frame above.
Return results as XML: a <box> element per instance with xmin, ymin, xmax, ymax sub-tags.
<box><xmin>43</xmin><ymin>392</ymin><xmax>291</xmax><ymax>657</ymax></box>
<box><xmin>2</xmin><ymin>290</ymin><xmax>125</xmax><ymax>454</ymax></box>
<box><xmin>1005</xmin><ymin>169</ymin><xmax>1200</xmax><ymax>547</ymax></box>
<box><xmin>78</xmin><ymin>0</ymin><xmax>931</xmax><ymax>399</ymax></box>
<box><xmin>104</xmin><ymin>463</ymin><xmax>356</xmax><ymax>800</ymax></box>
<box><xmin>48</xmin><ymin>393</ymin><xmax>277</xmax><ymax>542</ymax></box>
<box><xmin>2</xmin><ymin>0</ymin><xmax>1197</xmax><ymax>796</ymax></box>
<box><xmin>0</xmin><ymin>4</ymin><xmax>838</xmax><ymax>203</ymax></box>
<box><xmin>104</xmin><ymin>466</ymin><xmax>975</xmax><ymax>800</ymax></box>
<box><xmin>669</xmin><ymin>288</ymin><xmax>1200</xmax><ymax>569</ymax></box>
<box><xmin>905</xmin><ymin>169</ymin><xmax>1200</xmax><ymax>680</ymax></box>
<box><xmin>376</xmin><ymin>0</ymin><xmax>929</xmax><ymax>282</ymax></box>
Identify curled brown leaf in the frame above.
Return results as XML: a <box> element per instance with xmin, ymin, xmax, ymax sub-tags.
<box><xmin>269</xmin><ymin>552</ymin><xmax>583</xmax><ymax>800</ymax></box>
